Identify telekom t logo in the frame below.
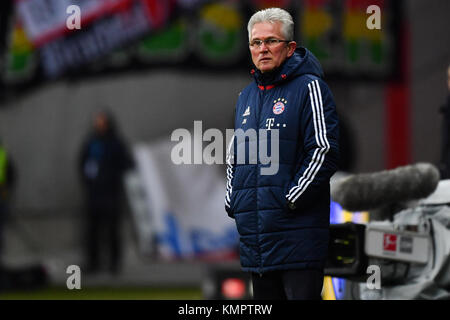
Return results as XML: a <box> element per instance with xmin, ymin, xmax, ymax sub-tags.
<box><xmin>383</xmin><ymin>233</ymin><xmax>397</xmax><ymax>252</ymax></box>
<box><xmin>266</xmin><ymin>118</ymin><xmax>275</xmax><ymax>130</ymax></box>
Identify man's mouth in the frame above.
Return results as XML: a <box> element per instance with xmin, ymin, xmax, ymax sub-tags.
<box><xmin>259</xmin><ymin>57</ymin><xmax>271</xmax><ymax>63</ymax></box>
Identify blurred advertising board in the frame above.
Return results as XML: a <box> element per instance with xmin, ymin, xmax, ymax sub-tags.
<box><xmin>15</xmin><ymin>0</ymin><xmax>137</xmax><ymax>47</ymax></box>
<box><xmin>1</xmin><ymin>0</ymin><xmax>402</xmax><ymax>101</ymax></box>
<box><xmin>39</xmin><ymin>0</ymin><xmax>172</xmax><ymax>78</ymax></box>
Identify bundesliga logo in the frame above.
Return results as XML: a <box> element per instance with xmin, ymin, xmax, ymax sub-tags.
<box><xmin>383</xmin><ymin>233</ymin><xmax>397</xmax><ymax>252</ymax></box>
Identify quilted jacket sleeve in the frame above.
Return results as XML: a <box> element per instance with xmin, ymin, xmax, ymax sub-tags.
<box><xmin>285</xmin><ymin>78</ymin><xmax>340</xmax><ymax>209</ymax></box>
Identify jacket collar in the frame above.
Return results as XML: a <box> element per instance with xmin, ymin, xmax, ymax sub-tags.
<box><xmin>251</xmin><ymin>47</ymin><xmax>324</xmax><ymax>87</ymax></box>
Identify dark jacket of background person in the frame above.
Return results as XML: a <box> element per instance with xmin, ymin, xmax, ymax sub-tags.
<box><xmin>440</xmin><ymin>95</ymin><xmax>450</xmax><ymax>179</ymax></box>
<box><xmin>78</xmin><ymin>113</ymin><xmax>133</xmax><ymax>273</ymax></box>
<box><xmin>225</xmin><ymin>47</ymin><xmax>340</xmax><ymax>274</ymax></box>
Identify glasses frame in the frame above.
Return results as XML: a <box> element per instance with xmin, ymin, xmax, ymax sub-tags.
<box><xmin>249</xmin><ymin>38</ymin><xmax>292</xmax><ymax>49</ymax></box>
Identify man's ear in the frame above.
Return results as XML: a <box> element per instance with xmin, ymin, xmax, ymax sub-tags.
<box><xmin>287</xmin><ymin>41</ymin><xmax>297</xmax><ymax>57</ymax></box>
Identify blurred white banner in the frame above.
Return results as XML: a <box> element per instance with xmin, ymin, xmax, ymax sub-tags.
<box><xmin>126</xmin><ymin>138</ymin><xmax>238</xmax><ymax>260</ymax></box>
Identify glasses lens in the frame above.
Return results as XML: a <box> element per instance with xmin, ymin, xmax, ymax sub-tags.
<box><xmin>250</xmin><ymin>40</ymin><xmax>261</xmax><ymax>47</ymax></box>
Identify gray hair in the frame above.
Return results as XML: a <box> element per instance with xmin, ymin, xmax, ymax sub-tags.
<box><xmin>247</xmin><ymin>8</ymin><xmax>294</xmax><ymax>41</ymax></box>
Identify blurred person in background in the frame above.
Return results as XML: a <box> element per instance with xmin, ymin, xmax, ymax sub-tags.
<box><xmin>0</xmin><ymin>138</ymin><xmax>15</xmax><ymax>267</ymax></box>
<box><xmin>439</xmin><ymin>64</ymin><xmax>450</xmax><ymax>179</ymax></box>
<box><xmin>78</xmin><ymin>111</ymin><xmax>133</xmax><ymax>275</ymax></box>
<box><xmin>225</xmin><ymin>8</ymin><xmax>339</xmax><ymax>300</ymax></box>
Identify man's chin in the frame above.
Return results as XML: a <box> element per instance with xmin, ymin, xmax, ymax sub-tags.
<box><xmin>258</xmin><ymin>64</ymin><xmax>275</xmax><ymax>73</ymax></box>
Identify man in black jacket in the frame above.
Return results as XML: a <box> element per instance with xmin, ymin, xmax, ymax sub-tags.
<box><xmin>79</xmin><ymin>111</ymin><xmax>133</xmax><ymax>275</ymax></box>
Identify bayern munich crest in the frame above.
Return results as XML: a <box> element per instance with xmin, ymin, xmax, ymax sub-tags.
<box><xmin>273</xmin><ymin>98</ymin><xmax>287</xmax><ymax>115</ymax></box>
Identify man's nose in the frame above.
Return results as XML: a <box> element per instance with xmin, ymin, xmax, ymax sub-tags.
<box><xmin>257</xmin><ymin>41</ymin><xmax>269</xmax><ymax>51</ymax></box>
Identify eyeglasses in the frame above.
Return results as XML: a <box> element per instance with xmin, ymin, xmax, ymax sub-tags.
<box><xmin>249</xmin><ymin>38</ymin><xmax>291</xmax><ymax>48</ymax></box>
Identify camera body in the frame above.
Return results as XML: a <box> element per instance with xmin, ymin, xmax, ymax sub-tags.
<box><xmin>326</xmin><ymin>178</ymin><xmax>450</xmax><ymax>299</ymax></box>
